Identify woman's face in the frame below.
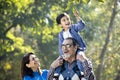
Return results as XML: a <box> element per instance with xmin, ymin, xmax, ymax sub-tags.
<box><xmin>26</xmin><ymin>54</ymin><xmax>40</xmax><ymax>71</ymax></box>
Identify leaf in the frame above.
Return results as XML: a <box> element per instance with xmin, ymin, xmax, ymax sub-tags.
<box><xmin>82</xmin><ymin>0</ymin><xmax>90</xmax><ymax>4</ymax></box>
<box><xmin>4</xmin><ymin>62</ymin><xmax>11</xmax><ymax>70</ymax></box>
<box><xmin>75</xmin><ymin>0</ymin><xmax>80</xmax><ymax>4</ymax></box>
<box><xmin>98</xmin><ymin>0</ymin><xmax>104</xmax><ymax>2</ymax></box>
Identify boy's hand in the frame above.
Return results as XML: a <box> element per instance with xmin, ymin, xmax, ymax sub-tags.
<box><xmin>73</xmin><ymin>9</ymin><xmax>79</xmax><ymax>17</ymax></box>
<box><xmin>73</xmin><ymin>10</ymin><xmax>81</xmax><ymax>21</ymax></box>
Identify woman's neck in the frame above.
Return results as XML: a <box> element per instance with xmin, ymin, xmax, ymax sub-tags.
<box><xmin>38</xmin><ymin>67</ymin><xmax>42</xmax><ymax>75</ymax></box>
<box><xmin>31</xmin><ymin>67</ymin><xmax>38</xmax><ymax>72</ymax></box>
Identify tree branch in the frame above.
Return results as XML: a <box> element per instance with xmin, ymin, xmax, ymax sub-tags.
<box><xmin>95</xmin><ymin>0</ymin><xmax>118</xmax><ymax>80</ymax></box>
<box><xmin>114</xmin><ymin>70</ymin><xmax>120</xmax><ymax>80</ymax></box>
<box><xmin>0</xmin><ymin>49</ymin><xmax>17</xmax><ymax>61</ymax></box>
<box><xmin>116</xmin><ymin>9</ymin><xmax>120</xmax><ymax>13</ymax></box>
<box><xmin>3</xmin><ymin>23</ymin><xmax>16</xmax><ymax>36</ymax></box>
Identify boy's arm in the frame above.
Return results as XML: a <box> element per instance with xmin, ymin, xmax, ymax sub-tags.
<box><xmin>82</xmin><ymin>60</ymin><xmax>96</xmax><ymax>80</ymax></box>
<box><xmin>59</xmin><ymin>32</ymin><xmax>63</xmax><ymax>56</ymax></box>
<box><xmin>71</xmin><ymin>10</ymin><xmax>85</xmax><ymax>32</ymax></box>
<box><xmin>71</xmin><ymin>20</ymin><xmax>85</xmax><ymax>32</ymax></box>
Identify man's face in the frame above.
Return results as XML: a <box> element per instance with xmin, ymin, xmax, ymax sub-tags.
<box><xmin>62</xmin><ymin>39</ymin><xmax>77</xmax><ymax>60</ymax></box>
<box><xmin>60</xmin><ymin>15</ymin><xmax>71</xmax><ymax>30</ymax></box>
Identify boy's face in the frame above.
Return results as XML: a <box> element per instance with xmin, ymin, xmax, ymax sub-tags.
<box><xmin>59</xmin><ymin>15</ymin><xmax>71</xmax><ymax>30</ymax></box>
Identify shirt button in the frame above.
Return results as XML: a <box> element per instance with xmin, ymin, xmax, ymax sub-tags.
<box><xmin>68</xmin><ymin>71</ymin><xmax>70</xmax><ymax>73</ymax></box>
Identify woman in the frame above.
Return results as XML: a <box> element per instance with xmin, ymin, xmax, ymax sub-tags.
<box><xmin>21</xmin><ymin>52</ymin><xmax>48</xmax><ymax>80</ymax></box>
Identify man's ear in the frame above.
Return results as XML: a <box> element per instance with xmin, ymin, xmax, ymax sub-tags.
<box><xmin>26</xmin><ymin>64</ymin><xmax>30</xmax><ymax>68</ymax></box>
<box><xmin>75</xmin><ymin>45</ymin><xmax>78</xmax><ymax>50</ymax></box>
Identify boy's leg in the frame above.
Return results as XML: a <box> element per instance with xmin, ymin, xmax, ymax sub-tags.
<box><xmin>82</xmin><ymin>59</ymin><xmax>96</xmax><ymax>80</ymax></box>
<box><xmin>76</xmin><ymin>50</ymin><xmax>95</xmax><ymax>79</ymax></box>
<box><xmin>76</xmin><ymin>51</ymin><xmax>87</xmax><ymax>80</ymax></box>
<box><xmin>76</xmin><ymin>50</ymin><xmax>86</xmax><ymax>74</ymax></box>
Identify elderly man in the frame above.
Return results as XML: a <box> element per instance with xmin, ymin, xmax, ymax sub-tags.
<box><xmin>48</xmin><ymin>37</ymin><xmax>95</xmax><ymax>80</ymax></box>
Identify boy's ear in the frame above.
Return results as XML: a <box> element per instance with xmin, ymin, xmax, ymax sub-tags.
<box><xmin>59</xmin><ymin>24</ymin><xmax>62</xmax><ymax>27</ymax></box>
<box><xmin>26</xmin><ymin>64</ymin><xmax>30</xmax><ymax>68</ymax></box>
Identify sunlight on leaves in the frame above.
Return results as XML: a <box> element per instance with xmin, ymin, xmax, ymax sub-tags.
<box><xmin>42</xmin><ymin>27</ymin><xmax>54</xmax><ymax>43</ymax></box>
<box><xmin>107</xmin><ymin>66</ymin><xmax>113</xmax><ymax>74</ymax></box>
<box><xmin>15</xmin><ymin>37</ymin><xmax>24</xmax><ymax>46</ymax></box>
<box><xmin>74</xmin><ymin>0</ymin><xmax>80</xmax><ymax>4</ymax></box>
<box><xmin>42</xmin><ymin>27</ymin><xmax>52</xmax><ymax>35</ymax></box>
<box><xmin>6</xmin><ymin>32</ymin><xmax>31</xmax><ymax>53</ymax></box>
<box><xmin>95</xmin><ymin>60</ymin><xmax>100</xmax><ymax>65</ymax></box>
<box><xmin>52</xmin><ymin>25</ymin><xmax>61</xmax><ymax>34</ymax></box>
<box><xmin>6</xmin><ymin>32</ymin><xmax>15</xmax><ymax>40</ymax></box>
<box><xmin>4</xmin><ymin>62</ymin><xmax>11</xmax><ymax>70</ymax></box>
<box><xmin>14</xmin><ymin>46</ymin><xmax>33</xmax><ymax>56</ymax></box>
<box><xmin>82</xmin><ymin>0</ymin><xmax>90</xmax><ymax>4</ymax></box>
<box><xmin>107</xmin><ymin>44</ymin><xmax>112</xmax><ymax>51</ymax></box>
<box><xmin>12</xmin><ymin>0</ymin><xmax>34</xmax><ymax>12</ymax></box>
<box><xmin>6</xmin><ymin>46</ymin><xmax>14</xmax><ymax>52</ymax></box>
<box><xmin>7</xmin><ymin>32</ymin><xmax>24</xmax><ymax>46</ymax></box>
<box><xmin>42</xmin><ymin>35</ymin><xmax>53</xmax><ymax>43</ymax></box>
<box><xmin>98</xmin><ymin>0</ymin><xmax>104</xmax><ymax>3</ymax></box>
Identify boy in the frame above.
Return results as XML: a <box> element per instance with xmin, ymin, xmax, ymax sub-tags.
<box><xmin>56</xmin><ymin>10</ymin><xmax>87</xmax><ymax>75</ymax></box>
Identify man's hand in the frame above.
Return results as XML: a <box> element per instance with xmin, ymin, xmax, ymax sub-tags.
<box><xmin>50</xmin><ymin>56</ymin><xmax>63</xmax><ymax>69</ymax></box>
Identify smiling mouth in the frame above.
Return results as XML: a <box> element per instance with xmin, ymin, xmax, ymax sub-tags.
<box><xmin>66</xmin><ymin>24</ymin><xmax>70</xmax><ymax>26</ymax></box>
<box><xmin>63</xmin><ymin>53</ymin><xmax>70</xmax><ymax>59</ymax></box>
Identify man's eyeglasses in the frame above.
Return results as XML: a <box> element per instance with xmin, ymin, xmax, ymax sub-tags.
<box><xmin>62</xmin><ymin>44</ymin><xmax>73</xmax><ymax>48</ymax></box>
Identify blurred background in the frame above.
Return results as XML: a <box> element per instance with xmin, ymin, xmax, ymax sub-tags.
<box><xmin>0</xmin><ymin>0</ymin><xmax>120</xmax><ymax>80</ymax></box>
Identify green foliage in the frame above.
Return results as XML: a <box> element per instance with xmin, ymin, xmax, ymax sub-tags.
<box><xmin>97</xmin><ymin>0</ymin><xmax>105</xmax><ymax>2</ymax></box>
<box><xmin>0</xmin><ymin>0</ymin><xmax>120</xmax><ymax>80</ymax></box>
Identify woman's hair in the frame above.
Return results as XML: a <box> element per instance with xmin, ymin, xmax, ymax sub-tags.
<box><xmin>21</xmin><ymin>52</ymin><xmax>34</xmax><ymax>78</ymax></box>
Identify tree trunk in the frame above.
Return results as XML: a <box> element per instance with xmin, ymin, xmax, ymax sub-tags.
<box><xmin>95</xmin><ymin>0</ymin><xmax>118</xmax><ymax>80</ymax></box>
<box><xmin>114</xmin><ymin>70</ymin><xmax>120</xmax><ymax>80</ymax></box>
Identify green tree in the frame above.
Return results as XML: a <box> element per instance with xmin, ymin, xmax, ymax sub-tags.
<box><xmin>0</xmin><ymin>0</ymin><xmax>120</xmax><ymax>80</ymax></box>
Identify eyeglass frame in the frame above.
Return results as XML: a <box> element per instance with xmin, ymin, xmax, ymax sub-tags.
<box><xmin>61</xmin><ymin>43</ymin><xmax>73</xmax><ymax>49</ymax></box>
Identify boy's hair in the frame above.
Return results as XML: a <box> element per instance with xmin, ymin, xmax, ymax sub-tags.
<box><xmin>56</xmin><ymin>12</ymin><xmax>69</xmax><ymax>24</ymax></box>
